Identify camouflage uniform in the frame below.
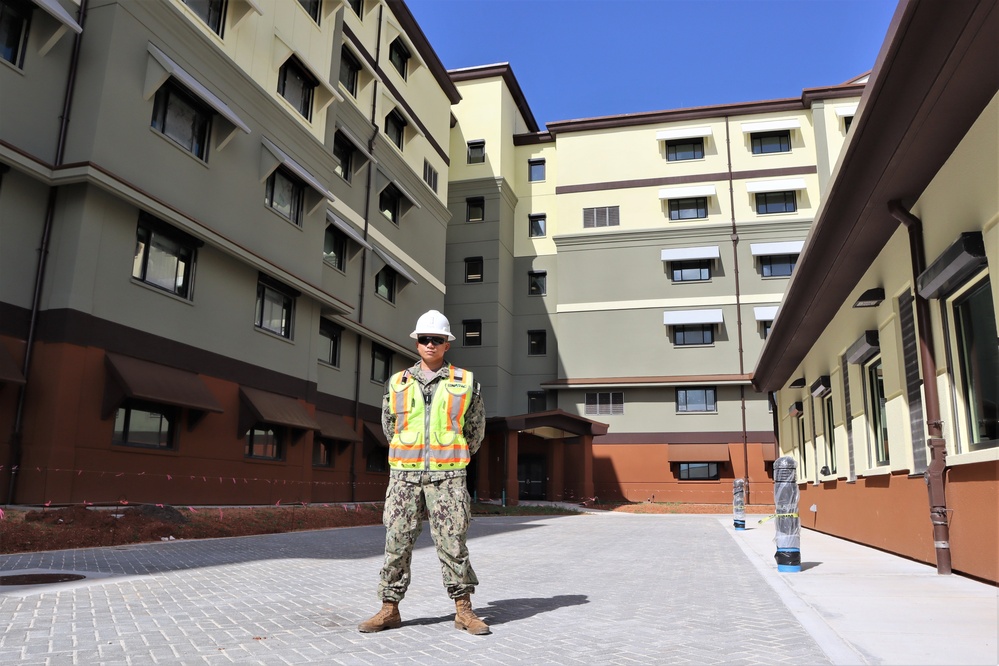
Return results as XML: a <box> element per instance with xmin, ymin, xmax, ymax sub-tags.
<box><xmin>377</xmin><ymin>360</ymin><xmax>485</xmax><ymax>602</ymax></box>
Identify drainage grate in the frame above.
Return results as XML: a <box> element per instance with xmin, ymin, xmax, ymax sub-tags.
<box><xmin>0</xmin><ymin>573</ymin><xmax>87</xmax><ymax>586</ymax></box>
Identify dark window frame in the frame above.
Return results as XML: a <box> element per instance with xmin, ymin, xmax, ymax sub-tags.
<box><xmin>527</xmin><ymin>391</ymin><xmax>547</xmax><ymax>414</ymax></box>
<box><xmin>673</xmin><ymin>324</ymin><xmax>714</xmax><ymax>346</ymax></box>
<box><xmin>150</xmin><ymin>81</ymin><xmax>213</xmax><ymax>161</ymax></box>
<box><xmin>0</xmin><ymin>0</ymin><xmax>31</xmax><ymax>68</ymax></box>
<box><xmin>374</xmin><ymin>266</ymin><xmax>397</xmax><ymax>303</ymax></box>
<box><xmin>379</xmin><ymin>184</ymin><xmax>401</xmax><ymax>225</ymax></box>
<box><xmin>323</xmin><ymin>225</ymin><xmax>348</xmax><ymax>271</ymax></box>
<box><xmin>462</xmin><ymin>319</ymin><xmax>482</xmax><ymax>347</ymax></box>
<box><xmin>332</xmin><ymin>132</ymin><xmax>355</xmax><ymax>183</ymax></box>
<box><xmin>423</xmin><ymin>160</ymin><xmax>438</xmax><ymax>192</ymax></box>
<box><xmin>182</xmin><ymin>0</ymin><xmax>226</xmax><ymax>36</ymax></box>
<box><xmin>755</xmin><ymin>191</ymin><xmax>797</xmax><ymax>215</ymax></box>
<box><xmin>255</xmin><ymin>279</ymin><xmax>295</xmax><ymax>339</ymax></box>
<box><xmin>339</xmin><ymin>46</ymin><xmax>360</xmax><ymax>96</ymax></box>
<box><xmin>467</xmin><ymin>140</ymin><xmax>485</xmax><ymax>164</ymax></box>
<box><xmin>464</xmin><ymin>256</ymin><xmax>483</xmax><ymax>283</ymax></box>
<box><xmin>466</xmin><ymin>197</ymin><xmax>484</xmax><ymax>222</ymax></box>
<box><xmin>112</xmin><ymin>400</ymin><xmax>177</xmax><ymax>450</ymax></box>
<box><xmin>277</xmin><ymin>56</ymin><xmax>317</xmax><ymax>121</ymax></box>
<box><xmin>865</xmin><ymin>356</ymin><xmax>890</xmax><ymax>466</ymax></box>
<box><xmin>528</xmin><ymin>158</ymin><xmax>546</xmax><ymax>182</ymax></box>
<box><xmin>751</xmin><ymin>130</ymin><xmax>791</xmax><ymax>155</ymax></box>
<box><xmin>297</xmin><ymin>0</ymin><xmax>320</xmax><ymax>23</ymax></box>
<box><xmin>527</xmin><ymin>329</ymin><xmax>547</xmax><ymax>356</ymax></box>
<box><xmin>666</xmin><ymin>138</ymin><xmax>704</xmax><ymax>161</ymax></box>
<box><xmin>528</xmin><ymin>271</ymin><xmax>547</xmax><ymax>296</ymax></box>
<box><xmin>760</xmin><ymin>254</ymin><xmax>798</xmax><ymax>278</ymax></box>
<box><xmin>387</xmin><ymin>37</ymin><xmax>410</xmax><ymax>79</ymax></box>
<box><xmin>371</xmin><ymin>344</ymin><xmax>392</xmax><ymax>383</ymax></box>
<box><xmin>668</xmin><ymin>197</ymin><xmax>708</xmax><ymax>221</ymax></box>
<box><xmin>671</xmin><ymin>259</ymin><xmax>711</xmax><ymax>282</ymax></box>
<box><xmin>265</xmin><ymin>166</ymin><xmax>305</xmax><ymax>225</ymax></box>
<box><xmin>245</xmin><ymin>426</ymin><xmax>284</xmax><ymax>460</ymax></box>
<box><xmin>319</xmin><ymin>318</ymin><xmax>342</xmax><ymax>367</ymax></box>
<box><xmin>384</xmin><ymin>109</ymin><xmax>406</xmax><ymax>149</ymax></box>
<box><xmin>529</xmin><ymin>213</ymin><xmax>546</xmax><ymax>238</ymax></box>
<box><xmin>132</xmin><ymin>216</ymin><xmax>198</xmax><ymax>300</ymax></box>
<box><xmin>950</xmin><ymin>277</ymin><xmax>999</xmax><ymax>449</ymax></box>
<box><xmin>677</xmin><ymin>462</ymin><xmax>720</xmax><ymax>480</ymax></box>
<box><xmin>676</xmin><ymin>387</ymin><xmax>717</xmax><ymax>413</ymax></box>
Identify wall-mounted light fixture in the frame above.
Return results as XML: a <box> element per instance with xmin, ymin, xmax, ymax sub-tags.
<box><xmin>788</xmin><ymin>401</ymin><xmax>804</xmax><ymax>417</ymax></box>
<box><xmin>810</xmin><ymin>375</ymin><xmax>831</xmax><ymax>398</ymax></box>
<box><xmin>853</xmin><ymin>287</ymin><xmax>885</xmax><ymax>308</ymax></box>
<box><xmin>789</xmin><ymin>377</ymin><xmax>806</xmax><ymax>389</ymax></box>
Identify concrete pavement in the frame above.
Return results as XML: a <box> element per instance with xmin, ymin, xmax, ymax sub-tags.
<box><xmin>0</xmin><ymin>509</ymin><xmax>995</xmax><ymax>665</ymax></box>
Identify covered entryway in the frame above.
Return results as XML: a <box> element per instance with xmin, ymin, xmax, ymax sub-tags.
<box><xmin>475</xmin><ymin>410</ymin><xmax>608</xmax><ymax>506</ymax></box>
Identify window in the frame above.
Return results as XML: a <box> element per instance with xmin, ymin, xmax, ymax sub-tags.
<box><xmin>150</xmin><ymin>82</ymin><xmax>212</xmax><ymax>160</ymax></box>
<box><xmin>528</xmin><ymin>159</ymin><xmax>546</xmax><ymax>182</ymax></box>
<box><xmin>245</xmin><ymin>427</ymin><xmax>282</xmax><ymax>460</ymax></box>
<box><xmin>371</xmin><ymin>344</ymin><xmax>392</xmax><ymax>382</ymax></box>
<box><xmin>384</xmin><ymin>110</ymin><xmax>406</xmax><ymax>149</ymax></box>
<box><xmin>388</xmin><ymin>37</ymin><xmax>409</xmax><ymax>79</ymax></box>
<box><xmin>844</xmin><ymin>116</ymin><xmax>854</xmax><ymax>133</ymax></box>
<box><xmin>265</xmin><ymin>167</ymin><xmax>305</xmax><ymax>225</ymax></box>
<box><xmin>278</xmin><ymin>57</ymin><xmax>316</xmax><ymax>121</ymax></box>
<box><xmin>464</xmin><ymin>256</ymin><xmax>483</xmax><ymax>283</ymax></box>
<box><xmin>865</xmin><ymin>356</ymin><xmax>889</xmax><ymax>465</ymax></box>
<box><xmin>671</xmin><ymin>259</ymin><xmax>711</xmax><ymax>282</ymax></box>
<box><xmin>346</xmin><ymin>0</ymin><xmax>362</xmax><ymax>15</ymax></box>
<box><xmin>374</xmin><ymin>267</ymin><xmax>397</xmax><ymax>303</ymax></box>
<box><xmin>297</xmin><ymin>0</ymin><xmax>320</xmax><ymax>23</ymax></box>
<box><xmin>423</xmin><ymin>160</ymin><xmax>438</xmax><ymax>193</ymax></box>
<box><xmin>676</xmin><ymin>387</ymin><xmax>717</xmax><ymax>413</ymax></box>
<box><xmin>366</xmin><ymin>446</ymin><xmax>388</xmax><ymax>473</ymax></box>
<box><xmin>255</xmin><ymin>277</ymin><xmax>296</xmax><ymax>339</ymax></box>
<box><xmin>323</xmin><ymin>226</ymin><xmax>347</xmax><ymax>271</ymax></box>
<box><xmin>319</xmin><ymin>318</ymin><xmax>341</xmax><ymax>366</ymax></box>
<box><xmin>822</xmin><ymin>393</ymin><xmax>837</xmax><ymax>474</ymax></box>
<box><xmin>760</xmin><ymin>254</ymin><xmax>798</xmax><ymax>278</ymax></box>
<box><xmin>528</xmin><ymin>271</ymin><xmax>546</xmax><ymax>296</ymax></box>
<box><xmin>313</xmin><ymin>439</ymin><xmax>334</xmax><ymax>467</ymax></box>
<box><xmin>951</xmin><ymin>278</ymin><xmax>998</xmax><ymax>449</ymax></box>
<box><xmin>339</xmin><ymin>47</ymin><xmax>360</xmax><ymax>97</ymax></box>
<box><xmin>113</xmin><ymin>402</ymin><xmax>175</xmax><ymax>449</ymax></box>
<box><xmin>529</xmin><ymin>214</ymin><xmax>546</xmax><ymax>238</ymax></box>
<box><xmin>527</xmin><ymin>391</ymin><xmax>547</xmax><ymax>414</ymax></box>
<box><xmin>466</xmin><ymin>197</ymin><xmax>484</xmax><ymax>222</ymax></box>
<box><xmin>796</xmin><ymin>411</ymin><xmax>808</xmax><ymax>476</ymax></box>
<box><xmin>755</xmin><ymin>191</ymin><xmax>797</xmax><ymax>214</ymax></box>
<box><xmin>678</xmin><ymin>462</ymin><xmax>719</xmax><ymax>480</ymax></box>
<box><xmin>132</xmin><ymin>217</ymin><xmax>196</xmax><ymax>299</ymax></box>
<box><xmin>467</xmin><ymin>140</ymin><xmax>485</xmax><ymax>164</ymax></box>
<box><xmin>666</xmin><ymin>138</ymin><xmax>704</xmax><ymax>161</ymax></box>
<box><xmin>528</xmin><ymin>330</ymin><xmax>547</xmax><ymax>356</ymax></box>
<box><xmin>751</xmin><ymin>130</ymin><xmax>791</xmax><ymax>154</ymax></box>
<box><xmin>583</xmin><ymin>206</ymin><xmax>620</xmax><ymax>228</ymax></box>
<box><xmin>585</xmin><ymin>392</ymin><xmax>624</xmax><ymax>415</ymax></box>
<box><xmin>182</xmin><ymin>0</ymin><xmax>226</xmax><ymax>36</ymax></box>
<box><xmin>463</xmin><ymin>320</ymin><xmax>481</xmax><ymax>346</ymax></box>
<box><xmin>674</xmin><ymin>324</ymin><xmax>714</xmax><ymax>346</ymax></box>
<box><xmin>668</xmin><ymin>197</ymin><xmax>708</xmax><ymax>221</ymax></box>
<box><xmin>379</xmin><ymin>184</ymin><xmax>401</xmax><ymax>224</ymax></box>
<box><xmin>332</xmin><ymin>132</ymin><xmax>355</xmax><ymax>183</ymax></box>
<box><xmin>0</xmin><ymin>0</ymin><xmax>30</xmax><ymax>68</ymax></box>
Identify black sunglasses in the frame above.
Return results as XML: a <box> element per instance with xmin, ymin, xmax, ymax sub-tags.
<box><xmin>417</xmin><ymin>335</ymin><xmax>448</xmax><ymax>346</ymax></box>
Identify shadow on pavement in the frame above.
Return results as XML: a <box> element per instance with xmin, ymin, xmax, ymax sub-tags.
<box><xmin>402</xmin><ymin>594</ymin><xmax>590</xmax><ymax>628</ymax></box>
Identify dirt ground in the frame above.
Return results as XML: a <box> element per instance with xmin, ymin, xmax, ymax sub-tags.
<box><xmin>0</xmin><ymin>501</ymin><xmax>774</xmax><ymax>555</ymax></box>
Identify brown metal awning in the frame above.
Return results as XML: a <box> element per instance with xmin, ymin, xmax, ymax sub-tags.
<box><xmin>667</xmin><ymin>444</ymin><xmax>731</xmax><ymax>463</ymax></box>
<box><xmin>238</xmin><ymin>386</ymin><xmax>320</xmax><ymax>440</ymax></box>
<box><xmin>762</xmin><ymin>442</ymin><xmax>778</xmax><ymax>462</ymax></box>
<box><xmin>491</xmin><ymin>409</ymin><xmax>609</xmax><ymax>439</ymax></box>
<box><xmin>364</xmin><ymin>423</ymin><xmax>389</xmax><ymax>448</ymax></box>
<box><xmin>102</xmin><ymin>353</ymin><xmax>223</xmax><ymax>427</ymax></box>
<box><xmin>315</xmin><ymin>411</ymin><xmax>362</xmax><ymax>442</ymax></box>
<box><xmin>0</xmin><ymin>345</ymin><xmax>25</xmax><ymax>386</ymax></box>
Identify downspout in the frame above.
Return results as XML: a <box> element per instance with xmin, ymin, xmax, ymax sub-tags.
<box><xmin>7</xmin><ymin>0</ymin><xmax>88</xmax><ymax>506</ymax></box>
<box><xmin>725</xmin><ymin>117</ymin><xmax>751</xmax><ymax>502</ymax></box>
<box><xmin>349</xmin><ymin>3</ymin><xmax>384</xmax><ymax>502</ymax></box>
<box><xmin>888</xmin><ymin>200</ymin><xmax>951</xmax><ymax>575</ymax></box>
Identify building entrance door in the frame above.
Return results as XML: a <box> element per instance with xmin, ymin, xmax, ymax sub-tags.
<box><xmin>518</xmin><ymin>455</ymin><xmax>546</xmax><ymax>500</ymax></box>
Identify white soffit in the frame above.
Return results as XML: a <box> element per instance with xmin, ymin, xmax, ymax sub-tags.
<box><xmin>834</xmin><ymin>103</ymin><xmax>860</xmax><ymax>117</ymax></box>
<box><xmin>660</xmin><ymin>246</ymin><xmax>721</xmax><ymax>262</ymax></box>
<box><xmin>662</xmin><ymin>309</ymin><xmax>724</xmax><ymax>326</ymax></box>
<box><xmin>147</xmin><ymin>44</ymin><xmax>251</xmax><ymax>134</ymax></box>
<box><xmin>655</xmin><ymin>126</ymin><xmax>712</xmax><ymax>141</ymax></box>
<box><xmin>750</xmin><ymin>241</ymin><xmax>805</xmax><ymax>256</ymax></box>
<box><xmin>261</xmin><ymin>138</ymin><xmax>335</xmax><ymax>201</ymax></box>
<box><xmin>658</xmin><ymin>184</ymin><xmax>717</xmax><ymax>200</ymax></box>
<box><xmin>745</xmin><ymin>178</ymin><xmax>807</xmax><ymax>193</ymax></box>
<box><xmin>754</xmin><ymin>306</ymin><xmax>780</xmax><ymax>321</ymax></box>
<box><xmin>740</xmin><ymin>118</ymin><xmax>802</xmax><ymax>133</ymax></box>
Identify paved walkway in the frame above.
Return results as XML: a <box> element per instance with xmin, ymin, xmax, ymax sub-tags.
<box><xmin>0</xmin><ymin>510</ymin><xmax>995</xmax><ymax>665</ymax></box>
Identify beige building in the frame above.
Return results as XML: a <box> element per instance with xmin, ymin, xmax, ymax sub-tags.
<box><xmin>753</xmin><ymin>0</ymin><xmax>998</xmax><ymax>583</ymax></box>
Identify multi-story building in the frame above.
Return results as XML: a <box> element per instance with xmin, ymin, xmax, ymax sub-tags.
<box><xmin>0</xmin><ymin>0</ymin><xmax>458</xmax><ymax>505</ymax></box>
<box><xmin>444</xmin><ymin>64</ymin><xmax>863</xmax><ymax>506</ymax></box>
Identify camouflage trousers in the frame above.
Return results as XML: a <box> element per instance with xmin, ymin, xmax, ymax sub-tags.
<box><xmin>377</xmin><ymin>473</ymin><xmax>478</xmax><ymax>602</ymax></box>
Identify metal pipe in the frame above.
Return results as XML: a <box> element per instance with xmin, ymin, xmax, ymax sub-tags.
<box><xmin>888</xmin><ymin>199</ymin><xmax>951</xmax><ymax>575</ymax></box>
<box><xmin>7</xmin><ymin>0</ymin><xmax>88</xmax><ymax>506</ymax></box>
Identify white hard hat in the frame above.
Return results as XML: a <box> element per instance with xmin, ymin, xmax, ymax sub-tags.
<box><xmin>410</xmin><ymin>309</ymin><xmax>455</xmax><ymax>340</ymax></box>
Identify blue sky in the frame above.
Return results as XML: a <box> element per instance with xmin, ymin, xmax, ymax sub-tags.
<box><xmin>406</xmin><ymin>0</ymin><xmax>899</xmax><ymax>127</ymax></box>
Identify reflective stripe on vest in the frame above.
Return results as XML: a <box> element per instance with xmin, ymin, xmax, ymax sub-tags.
<box><xmin>387</xmin><ymin>367</ymin><xmax>474</xmax><ymax>470</ymax></box>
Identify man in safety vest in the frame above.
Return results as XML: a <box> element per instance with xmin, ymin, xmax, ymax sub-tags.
<box><xmin>358</xmin><ymin>310</ymin><xmax>489</xmax><ymax>635</ymax></box>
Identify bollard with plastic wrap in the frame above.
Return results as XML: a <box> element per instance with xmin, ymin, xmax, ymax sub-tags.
<box><xmin>772</xmin><ymin>456</ymin><xmax>801</xmax><ymax>572</ymax></box>
<box><xmin>733</xmin><ymin>478</ymin><xmax>746</xmax><ymax>530</ymax></box>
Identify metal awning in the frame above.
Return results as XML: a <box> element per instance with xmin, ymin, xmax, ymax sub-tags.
<box><xmin>238</xmin><ymin>386</ymin><xmax>319</xmax><ymax>438</ymax></box>
<box><xmin>754</xmin><ymin>306</ymin><xmax>780</xmax><ymax>322</ymax></box>
<box><xmin>364</xmin><ymin>423</ymin><xmax>389</xmax><ymax>448</ymax></box>
<box><xmin>750</xmin><ymin>241</ymin><xmax>804</xmax><ymax>256</ymax></box>
<box><xmin>315</xmin><ymin>412</ymin><xmax>362</xmax><ymax>442</ymax></box>
<box><xmin>667</xmin><ymin>444</ymin><xmax>731</xmax><ymax>462</ymax></box>
<box><xmin>745</xmin><ymin>178</ymin><xmax>807</xmax><ymax>193</ymax></box>
<box><xmin>658</xmin><ymin>184</ymin><xmax>717</xmax><ymax>200</ymax></box>
<box><xmin>335</xmin><ymin>124</ymin><xmax>377</xmax><ymax>165</ymax></box>
<box><xmin>326</xmin><ymin>210</ymin><xmax>372</xmax><ymax>250</ymax></box>
<box><xmin>101</xmin><ymin>353</ymin><xmax>223</xmax><ymax>424</ymax></box>
<box><xmin>655</xmin><ymin>126</ymin><xmax>712</xmax><ymax>141</ymax></box>
<box><xmin>372</xmin><ymin>246</ymin><xmax>419</xmax><ymax>285</ymax></box>
<box><xmin>740</xmin><ymin>118</ymin><xmax>801</xmax><ymax>133</ymax></box>
<box><xmin>261</xmin><ymin>138</ymin><xmax>335</xmax><ymax>202</ymax></box>
<box><xmin>660</xmin><ymin>246</ymin><xmax>720</xmax><ymax>262</ymax></box>
<box><xmin>31</xmin><ymin>0</ymin><xmax>82</xmax><ymax>33</ymax></box>
<box><xmin>662</xmin><ymin>309</ymin><xmax>724</xmax><ymax>326</ymax></box>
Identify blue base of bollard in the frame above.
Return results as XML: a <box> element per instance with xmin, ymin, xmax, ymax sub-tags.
<box><xmin>775</xmin><ymin>547</ymin><xmax>801</xmax><ymax>572</ymax></box>
<box><xmin>777</xmin><ymin>563</ymin><xmax>802</xmax><ymax>572</ymax></box>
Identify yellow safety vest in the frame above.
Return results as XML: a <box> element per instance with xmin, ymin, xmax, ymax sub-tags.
<box><xmin>387</xmin><ymin>366</ymin><xmax>474</xmax><ymax>471</ymax></box>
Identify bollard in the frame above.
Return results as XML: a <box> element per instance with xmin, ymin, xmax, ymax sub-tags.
<box><xmin>733</xmin><ymin>478</ymin><xmax>746</xmax><ymax>530</ymax></box>
<box><xmin>773</xmin><ymin>456</ymin><xmax>801</xmax><ymax>572</ymax></box>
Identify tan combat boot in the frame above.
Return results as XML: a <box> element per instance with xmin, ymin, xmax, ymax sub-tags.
<box><xmin>454</xmin><ymin>595</ymin><xmax>490</xmax><ymax>635</ymax></box>
<box><xmin>357</xmin><ymin>601</ymin><xmax>401</xmax><ymax>633</ymax></box>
